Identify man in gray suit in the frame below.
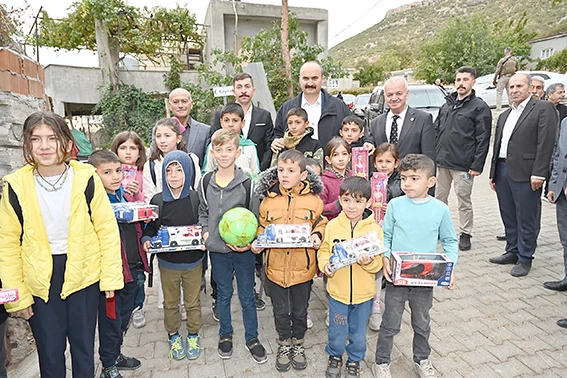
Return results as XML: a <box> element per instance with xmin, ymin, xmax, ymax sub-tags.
<box><xmin>369</xmin><ymin>77</ymin><xmax>435</xmax><ymax>160</ymax></box>
<box><xmin>168</xmin><ymin>88</ymin><xmax>211</xmax><ymax>167</ymax></box>
<box><xmin>488</xmin><ymin>73</ymin><xmax>558</xmax><ymax>277</ymax></box>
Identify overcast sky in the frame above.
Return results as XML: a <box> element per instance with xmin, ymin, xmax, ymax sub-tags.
<box><xmin>6</xmin><ymin>0</ymin><xmax>419</xmax><ymax>67</ymax></box>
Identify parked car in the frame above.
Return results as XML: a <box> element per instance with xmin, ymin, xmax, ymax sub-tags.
<box><xmin>341</xmin><ymin>93</ymin><xmax>356</xmax><ymax>110</ymax></box>
<box><xmin>353</xmin><ymin>93</ymin><xmax>371</xmax><ymax>119</ymax></box>
<box><xmin>473</xmin><ymin>70</ymin><xmax>567</xmax><ymax>108</ymax></box>
<box><xmin>365</xmin><ymin>84</ymin><xmax>445</xmax><ymax>127</ymax></box>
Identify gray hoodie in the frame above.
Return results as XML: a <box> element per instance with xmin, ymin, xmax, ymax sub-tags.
<box><xmin>198</xmin><ymin>167</ymin><xmax>259</xmax><ymax>253</ymax></box>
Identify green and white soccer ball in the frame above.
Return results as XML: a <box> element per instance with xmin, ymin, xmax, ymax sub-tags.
<box><xmin>219</xmin><ymin>207</ymin><xmax>258</xmax><ymax>247</ymax></box>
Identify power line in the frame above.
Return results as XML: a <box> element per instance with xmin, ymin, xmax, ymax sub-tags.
<box><xmin>330</xmin><ymin>0</ymin><xmax>385</xmax><ymax>41</ymax></box>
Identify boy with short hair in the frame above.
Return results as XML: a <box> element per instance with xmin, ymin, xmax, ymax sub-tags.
<box><xmin>373</xmin><ymin>154</ymin><xmax>458</xmax><ymax>378</ymax></box>
<box><xmin>252</xmin><ymin>150</ymin><xmax>327</xmax><ymax>372</ymax></box>
<box><xmin>89</xmin><ymin>150</ymin><xmax>148</xmax><ymax>378</ymax></box>
<box><xmin>198</xmin><ymin>129</ymin><xmax>268</xmax><ymax>363</ymax></box>
<box><xmin>270</xmin><ymin>107</ymin><xmax>324</xmax><ymax>168</ymax></box>
<box><xmin>339</xmin><ymin>115</ymin><xmax>365</xmax><ymax>148</ymax></box>
<box><xmin>203</xmin><ymin>102</ymin><xmax>260</xmax><ymax>177</ymax></box>
<box><xmin>318</xmin><ymin>176</ymin><xmax>383</xmax><ymax>378</ymax></box>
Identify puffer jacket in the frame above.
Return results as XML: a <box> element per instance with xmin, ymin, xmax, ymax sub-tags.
<box><xmin>318</xmin><ymin>209</ymin><xmax>383</xmax><ymax>305</ymax></box>
<box><xmin>255</xmin><ymin>167</ymin><xmax>328</xmax><ymax>288</ymax></box>
<box><xmin>0</xmin><ymin>160</ymin><xmax>123</xmax><ymax>312</ymax></box>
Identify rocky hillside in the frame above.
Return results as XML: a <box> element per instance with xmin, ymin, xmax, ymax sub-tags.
<box><xmin>329</xmin><ymin>0</ymin><xmax>567</xmax><ymax>67</ymax></box>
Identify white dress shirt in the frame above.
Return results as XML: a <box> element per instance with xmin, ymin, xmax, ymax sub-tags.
<box><xmin>241</xmin><ymin>104</ymin><xmax>253</xmax><ymax>138</ymax></box>
<box><xmin>385</xmin><ymin>106</ymin><xmax>408</xmax><ymax>141</ymax></box>
<box><xmin>499</xmin><ymin>96</ymin><xmax>531</xmax><ymax>158</ymax></box>
<box><xmin>301</xmin><ymin>92</ymin><xmax>322</xmax><ymax>140</ymax></box>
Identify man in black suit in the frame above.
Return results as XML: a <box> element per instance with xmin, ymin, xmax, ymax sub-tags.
<box><xmin>547</xmin><ymin>83</ymin><xmax>567</xmax><ymax>122</ymax></box>
<box><xmin>369</xmin><ymin>76</ymin><xmax>435</xmax><ymax>160</ymax></box>
<box><xmin>489</xmin><ymin>73</ymin><xmax>558</xmax><ymax>277</ymax></box>
<box><xmin>212</xmin><ymin>73</ymin><xmax>274</xmax><ymax>171</ymax></box>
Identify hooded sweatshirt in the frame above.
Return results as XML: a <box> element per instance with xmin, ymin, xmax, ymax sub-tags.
<box><xmin>141</xmin><ymin>151</ymin><xmax>204</xmax><ymax>267</ymax></box>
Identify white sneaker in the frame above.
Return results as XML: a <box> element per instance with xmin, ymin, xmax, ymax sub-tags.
<box><xmin>179</xmin><ymin>304</ymin><xmax>187</xmax><ymax>321</ymax></box>
<box><xmin>372</xmin><ymin>362</ymin><xmax>392</xmax><ymax>378</ymax></box>
<box><xmin>306</xmin><ymin>313</ymin><xmax>313</xmax><ymax>329</ymax></box>
<box><xmin>132</xmin><ymin>307</ymin><xmax>146</xmax><ymax>328</ymax></box>
<box><xmin>368</xmin><ymin>311</ymin><xmax>382</xmax><ymax>331</ymax></box>
<box><xmin>325</xmin><ymin>309</ymin><xmax>329</xmax><ymax>327</ymax></box>
<box><xmin>414</xmin><ymin>359</ymin><xmax>436</xmax><ymax>378</ymax></box>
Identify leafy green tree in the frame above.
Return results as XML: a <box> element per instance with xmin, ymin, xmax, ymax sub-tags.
<box><xmin>354</xmin><ymin>61</ymin><xmax>385</xmax><ymax>87</ymax></box>
<box><xmin>414</xmin><ymin>14</ymin><xmax>535</xmax><ymax>83</ymax></box>
<box><xmin>537</xmin><ymin>48</ymin><xmax>567</xmax><ymax>72</ymax></box>
<box><xmin>1</xmin><ymin>3</ymin><xmax>27</xmax><ymax>47</ymax></box>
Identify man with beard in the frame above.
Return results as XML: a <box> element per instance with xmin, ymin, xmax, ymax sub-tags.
<box><xmin>212</xmin><ymin>73</ymin><xmax>275</xmax><ymax>171</ymax></box>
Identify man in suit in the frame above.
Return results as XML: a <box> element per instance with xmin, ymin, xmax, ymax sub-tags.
<box><xmin>168</xmin><ymin>88</ymin><xmax>211</xmax><ymax>167</ymax></box>
<box><xmin>488</xmin><ymin>73</ymin><xmax>558</xmax><ymax>277</ymax></box>
<box><xmin>435</xmin><ymin>66</ymin><xmax>492</xmax><ymax>251</ymax></box>
<box><xmin>547</xmin><ymin>83</ymin><xmax>567</xmax><ymax>121</ymax></box>
<box><xmin>530</xmin><ymin>76</ymin><xmax>546</xmax><ymax>100</ymax></box>
<box><xmin>211</xmin><ymin>73</ymin><xmax>274</xmax><ymax>171</ymax></box>
<box><xmin>369</xmin><ymin>76</ymin><xmax>435</xmax><ymax>160</ymax></box>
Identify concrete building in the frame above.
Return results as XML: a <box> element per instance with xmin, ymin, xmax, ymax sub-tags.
<box><xmin>204</xmin><ymin>0</ymin><xmax>328</xmax><ymax>63</ymax></box>
<box><xmin>529</xmin><ymin>33</ymin><xmax>567</xmax><ymax>60</ymax></box>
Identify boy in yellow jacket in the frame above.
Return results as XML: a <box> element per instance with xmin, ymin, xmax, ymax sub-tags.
<box><xmin>318</xmin><ymin>176</ymin><xmax>383</xmax><ymax>378</ymax></box>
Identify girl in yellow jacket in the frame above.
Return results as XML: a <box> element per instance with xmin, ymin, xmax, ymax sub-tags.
<box><xmin>0</xmin><ymin>112</ymin><xmax>123</xmax><ymax>378</ymax></box>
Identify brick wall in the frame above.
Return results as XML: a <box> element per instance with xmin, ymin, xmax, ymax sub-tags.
<box><xmin>0</xmin><ymin>48</ymin><xmax>45</xmax><ymax>98</ymax></box>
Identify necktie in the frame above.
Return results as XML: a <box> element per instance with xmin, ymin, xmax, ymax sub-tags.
<box><xmin>390</xmin><ymin>115</ymin><xmax>400</xmax><ymax>144</ymax></box>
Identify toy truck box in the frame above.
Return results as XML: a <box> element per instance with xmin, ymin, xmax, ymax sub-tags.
<box><xmin>351</xmin><ymin>147</ymin><xmax>369</xmax><ymax>180</ymax></box>
<box><xmin>371</xmin><ymin>172</ymin><xmax>388</xmax><ymax>225</ymax></box>
<box><xmin>255</xmin><ymin>223</ymin><xmax>313</xmax><ymax>248</ymax></box>
<box><xmin>390</xmin><ymin>252</ymin><xmax>454</xmax><ymax>287</ymax></box>
<box><xmin>149</xmin><ymin>225</ymin><xmax>204</xmax><ymax>253</ymax></box>
<box><xmin>0</xmin><ymin>288</ymin><xmax>19</xmax><ymax>305</ymax></box>
<box><xmin>112</xmin><ymin>203</ymin><xmax>159</xmax><ymax>223</ymax></box>
<box><xmin>329</xmin><ymin>232</ymin><xmax>387</xmax><ymax>272</ymax></box>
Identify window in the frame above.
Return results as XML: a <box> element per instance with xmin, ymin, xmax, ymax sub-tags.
<box><xmin>541</xmin><ymin>48</ymin><xmax>555</xmax><ymax>59</ymax></box>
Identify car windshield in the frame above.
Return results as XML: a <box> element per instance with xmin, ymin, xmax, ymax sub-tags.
<box><xmin>356</xmin><ymin>94</ymin><xmax>370</xmax><ymax>105</ymax></box>
<box><xmin>343</xmin><ymin>94</ymin><xmax>356</xmax><ymax>103</ymax></box>
<box><xmin>408</xmin><ymin>88</ymin><xmax>445</xmax><ymax>108</ymax></box>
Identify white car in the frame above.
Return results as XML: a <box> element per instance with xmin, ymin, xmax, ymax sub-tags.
<box><xmin>473</xmin><ymin>71</ymin><xmax>567</xmax><ymax>108</ymax></box>
<box><xmin>353</xmin><ymin>93</ymin><xmax>371</xmax><ymax>118</ymax></box>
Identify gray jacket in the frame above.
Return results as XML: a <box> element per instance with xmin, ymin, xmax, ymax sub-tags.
<box><xmin>549</xmin><ymin>118</ymin><xmax>567</xmax><ymax>202</ymax></box>
<box><xmin>197</xmin><ymin>167</ymin><xmax>259</xmax><ymax>253</ymax></box>
<box><xmin>182</xmin><ymin>118</ymin><xmax>211</xmax><ymax>168</ymax></box>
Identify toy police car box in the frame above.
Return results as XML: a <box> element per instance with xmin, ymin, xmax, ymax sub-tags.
<box><xmin>390</xmin><ymin>252</ymin><xmax>454</xmax><ymax>287</ymax></box>
<box><xmin>329</xmin><ymin>232</ymin><xmax>387</xmax><ymax>272</ymax></box>
<box><xmin>0</xmin><ymin>288</ymin><xmax>19</xmax><ymax>305</ymax></box>
<box><xmin>111</xmin><ymin>203</ymin><xmax>159</xmax><ymax>223</ymax></box>
<box><xmin>255</xmin><ymin>223</ymin><xmax>313</xmax><ymax>248</ymax></box>
<box><xmin>149</xmin><ymin>225</ymin><xmax>205</xmax><ymax>253</ymax></box>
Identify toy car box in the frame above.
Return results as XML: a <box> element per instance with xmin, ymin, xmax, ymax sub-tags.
<box><xmin>112</xmin><ymin>203</ymin><xmax>158</xmax><ymax>223</ymax></box>
<box><xmin>329</xmin><ymin>232</ymin><xmax>386</xmax><ymax>272</ymax></box>
<box><xmin>0</xmin><ymin>288</ymin><xmax>19</xmax><ymax>305</ymax></box>
<box><xmin>390</xmin><ymin>252</ymin><xmax>454</xmax><ymax>287</ymax></box>
<box><xmin>255</xmin><ymin>223</ymin><xmax>313</xmax><ymax>248</ymax></box>
<box><xmin>149</xmin><ymin>225</ymin><xmax>204</xmax><ymax>253</ymax></box>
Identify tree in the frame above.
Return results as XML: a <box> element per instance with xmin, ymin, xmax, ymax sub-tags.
<box><xmin>537</xmin><ymin>48</ymin><xmax>567</xmax><ymax>72</ymax></box>
<box><xmin>0</xmin><ymin>3</ymin><xmax>27</xmax><ymax>47</ymax></box>
<box><xmin>414</xmin><ymin>14</ymin><xmax>535</xmax><ymax>83</ymax></box>
<box><xmin>353</xmin><ymin>61</ymin><xmax>385</xmax><ymax>87</ymax></box>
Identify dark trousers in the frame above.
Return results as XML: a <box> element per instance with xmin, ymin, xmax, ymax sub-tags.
<box><xmin>98</xmin><ymin>268</ymin><xmax>138</xmax><ymax>368</ymax></box>
<box><xmin>28</xmin><ymin>255</ymin><xmax>99</xmax><ymax>378</ymax></box>
<box><xmin>495</xmin><ymin>161</ymin><xmax>542</xmax><ymax>262</ymax></box>
<box><xmin>210</xmin><ymin>251</ymin><xmax>258</xmax><ymax>342</ymax></box>
<box><xmin>555</xmin><ymin>191</ymin><xmax>567</xmax><ymax>277</ymax></box>
<box><xmin>265</xmin><ymin>278</ymin><xmax>312</xmax><ymax>341</ymax></box>
<box><xmin>133</xmin><ymin>270</ymin><xmax>146</xmax><ymax>310</ymax></box>
<box><xmin>0</xmin><ymin>321</ymin><xmax>6</xmax><ymax>378</ymax></box>
<box><xmin>375</xmin><ymin>283</ymin><xmax>433</xmax><ymax>364</ymax></box>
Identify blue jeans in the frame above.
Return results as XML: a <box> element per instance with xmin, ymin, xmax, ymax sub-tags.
<box><xmin>133</xmin><ymin>270</ymin><xmax>146</xmax><ymax>310</ymax></box>
<box><xmin>326</xmin><ymin>297</ymin><xmax>373</xmax><ymax>362</ymax></box>
<box><xmin>210</xmin><ymin>251</ymin><xmax>258</xmax><ymax>342</ymax></box>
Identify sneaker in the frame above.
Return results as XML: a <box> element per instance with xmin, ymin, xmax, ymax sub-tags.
<box><xmin>212</xmin><ymin>300</ymin><xmax>219</xmax><ymax>322</ymax></box>
<box><xmin>179</xmin><ymin>304</ymin><xmax>187</xmax><ymax>321</ymax></box>
<box><xmin>100</xmin><ymin>366</ymin><xmax>122</xmax><ymax>378</ymax></box>
<box><xmin>414</xmin><ymin>359</ymin><xmax>436</xmax><ymax>378</ymax></box>
<box><xmin>368</xmin><ymin>311</ymin><xmax>381</xmax><ymax>331</ymax></box>
<box><xmin>186</xmin><ymin>334</ymin><xmax>201</xmax><ymax>360</ymax></box>
<box><xmin>114</xmin><ymin>354</ymin><xmax>141</xmax><ymax>370</ymax></box>
<box><xmin>345</xmin><ymin>360</ymin><xmax>361</xmax><ymax>377</ymax></box>
<box><xmin>290</xmin><ymin>338</ymin><xmax>307</xmax><ymax>370</ymax></box>
<box><xmin>306</xmin><ymin>313</ymin><xmax>313</xmax><ymax>329</ymax></box>
<box><xmin>218</xmin><ymin>335</ymin><xmax>233</xmax><ymax>359</ymax></box>
<box><xmin>325</xmin><ymin>309</ymin><xmax>330</xmax><ymax>327</ymax></box>
<box><xmin>246</xmin><ymin>337</ymin><xmax>268</xmax><ymax>364</ymax></box>
<box><xmin>168</xmin><ymin>333</ymin><xmax>186</xmax><ymax>361</ymax></box>
<box><xmin>131</xmin><ymin>307</ymin><xmax>146</xmax><ymax>329</ymax></box>
<box><xmin>255</xmin><ymin>291</ymin><xmax>266</xmax><ymax>311</ymax></box>
<box><xmin>326</xmin><ymin>355</ymin><xmax>343</xmax><ymax>378</ymax></box>
<box><xmin>372</xmin><ymin>363</ymin><xmax>392</xmax><ymax>378</ymax></box>
<box><xmin>458</xmin><ymin>233</ymin><xmax>471</xmax><ymax>251</ymax></box>
<box><xmin>275</xmin><ymin>338</ymin><xmax>292</xmax><ymax>372</ymax></box>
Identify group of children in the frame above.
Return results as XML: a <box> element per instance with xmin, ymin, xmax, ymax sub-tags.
<box><xmin>0</xmin><ymin>104</ymin><xmax>458</xmax><ymax>378</ymax></box>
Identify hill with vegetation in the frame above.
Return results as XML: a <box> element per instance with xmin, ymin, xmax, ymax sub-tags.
<box><xmin>329</xmin><ymin>0</ymin><xmax>567</xmax><ymax>68</ymax></box>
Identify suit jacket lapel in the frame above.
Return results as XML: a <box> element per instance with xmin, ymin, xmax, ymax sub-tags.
<box><xmin>379</xmin><ymin>113</ymin><xmax>388</xmax><ymax>142</ymax></box>
<box><xmin>510</xmin><ymin>98</ymin><xmax>535</xmax><ymax>138</ymax></box>
<box><xmin>247</xmin><ymin>105</ymin><xmax>258</xmax><ymax>138</ymax></box>
<box><xmin>494</xmin><ymin>108</ymin><xmax>511</xmax><ymax>151</ymax></box>
<box><xmin>398</xmin><ymin>107</ymin><xmax>414</xmax><ymax>144</ymax></box>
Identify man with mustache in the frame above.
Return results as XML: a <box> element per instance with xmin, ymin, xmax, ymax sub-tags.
<box><xmin>530</xmin><ymin>76</ymin><xmax>546</xmax><ymax>100</ymax></box>
<box><xmin>211</xmin><ymin>73</ymin><xmax>275</xmax><ymax>171</ymax></box>
<box><xmin>435</xmin><ymin>66</ymin><xmax>492</xmax><ymax>251</ymax></box>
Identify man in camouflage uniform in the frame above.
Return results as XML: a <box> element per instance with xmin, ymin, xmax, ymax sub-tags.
<box><xmin>493</xmin><ymin>47</ymin><xmax>520</xmax><ymax>111</ymax></box>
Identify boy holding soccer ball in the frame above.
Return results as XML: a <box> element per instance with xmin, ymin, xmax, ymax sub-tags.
<box><xmin>197</xmin><ymin>129</ymin><xmax>268</xmax><ymax>363</ymax></box>
<box><xmin>252</xmin><ymin>150</ymin><xmax>328</xmax><ymax>372</ymax></box>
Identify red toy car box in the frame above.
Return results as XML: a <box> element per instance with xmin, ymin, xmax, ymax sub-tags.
<box><xmin>390</xmin><ymin>252</ymin><xmax>454</xmax><ymax>287</ymax></box>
